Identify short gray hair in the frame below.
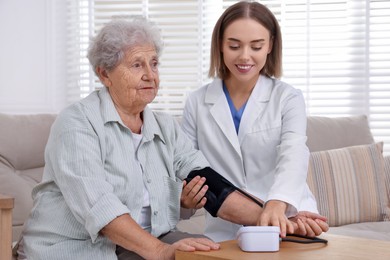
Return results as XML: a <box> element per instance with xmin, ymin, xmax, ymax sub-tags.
<box><xmin>87</xmin><ymin>16</ymin><xmax>163</xmax><ymax>75</ymax></box>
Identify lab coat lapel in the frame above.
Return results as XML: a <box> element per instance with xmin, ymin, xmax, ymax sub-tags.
<box><xmin>206</xmin><ymin>79</ymin><xmax>242</xmax><ymax>157</ymax></box>
<box><xmin>238</xmin><ymin>76</ymin><xmax>272</xmax><ymax>143</ymax></box>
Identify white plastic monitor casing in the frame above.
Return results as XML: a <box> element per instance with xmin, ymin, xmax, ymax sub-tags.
<box><xmin>236</xmin><ymin>226</ymin><xmax>280</xmax><ymax>252</ymax></box>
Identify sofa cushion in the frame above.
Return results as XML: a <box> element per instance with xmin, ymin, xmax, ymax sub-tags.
<box><xmin>307</xmin><ymin>142</ymin><xmax>390</xmax><ymax>227</ymax></box>
<box><xmin>328</xmin><ymin>222</ymin><xmax>390</xmax><ymax>241</ymax></box>
<box><xmin>0</xmin><ymin>113</ymin><xmax>56</xmax><ymax>169</ymax></box>
<box><xmin>307</xmin><ymin>115</ymin><xmax>374</xmax><ymax>152</ymax></box>
<box><xmin>0</xmin><ymin>113</ymin><xmax>56</xmax><ymax>242</ymax></box>
<box><xmin>176</xmin><ymin>208</ymin><xmax>206</xmax><ymax>235</ymax></box>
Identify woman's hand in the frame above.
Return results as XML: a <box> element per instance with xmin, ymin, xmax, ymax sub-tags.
<box><xmin>180</xmin><ymin>176</ymin><xmax>208</xmax><ymax>209</ymax></box>
<box><xmin>289</xmin><ymin>211</ymin><xmax>329</xmax><ymax>237</ymax></box>
<box><xmin>156</xmin><ymin>237</ymin><xmax>220</xmax><ymax>260</ymax></box>
<box><xmin>257</xmin><ymin>200</ymin><xmax>294</xmax><ymax>238</ymax></box>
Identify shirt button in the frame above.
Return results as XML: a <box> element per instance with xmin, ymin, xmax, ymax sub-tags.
<box><xmin>147</xmin><ymin>179</ymin><xmax>151</xmax><ymax>183</ymax></box>
<box><xmin>154</xmin><ymin>211</ymin><xmax>158</xmax><ymax>216</ymax></box>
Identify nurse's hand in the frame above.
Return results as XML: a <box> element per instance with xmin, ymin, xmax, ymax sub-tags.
<box><xmin>181</xmin><ymin>176</ymin><xmax>208</xmax><ymax>209</ymax></box>
<box><xmin>257</xmin><ymin>200</ymin><xmax>294</xmax><ymax>238</ymax></box>
<box><xmin>289</xmin><ymin>211</ymin><xmax>329</xmax><ymax>237</ymax></box>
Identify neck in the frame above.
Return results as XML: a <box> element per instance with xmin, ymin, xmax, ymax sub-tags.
<box><xmin>116</xmin><ymin>107</ymin><xmax>143</xmax><ymax>134</ymax></box>
<box><xmin>224</xmin><ymin>76</ymin><xmax>259</xmax><ymax>110</ymax></box>
<box><xmin>224</xmin><ymin>75</ymin><xmax>259</xmax><ymax>95</ymax></box>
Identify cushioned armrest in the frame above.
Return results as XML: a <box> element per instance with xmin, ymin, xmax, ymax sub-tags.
<box><xmin>0</xmin><ymin>194</ymin><xmax>14</xmax><ymax>260</ymax></box>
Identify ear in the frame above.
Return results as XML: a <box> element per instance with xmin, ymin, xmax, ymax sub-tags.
<box><xmin>96</xmin><ymin>67</ymin><xmax>112</xmax><ymax>87</ymax></box>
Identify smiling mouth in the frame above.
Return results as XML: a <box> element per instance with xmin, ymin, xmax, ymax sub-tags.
<box><xmin>236</xmin><ymin>64</ymin><xmax>253</xmax><ymax>72</ymax></box>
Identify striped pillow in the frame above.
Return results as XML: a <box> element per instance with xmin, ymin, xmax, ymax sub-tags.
<box><xmin>307</xmin><ymin>142</ymin><xmax>390</xmax><ymax>227</ymax></box>
<box><xmin>384</xmin><ymin>155</ymin><xmax>390</xmax><ymax>202</ymax></box>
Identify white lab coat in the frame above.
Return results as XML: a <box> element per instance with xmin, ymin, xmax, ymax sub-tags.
<box><xmin>182</xmin><ymin>75</ymin><xmax>318</xmax><ymax>242</ymax></box>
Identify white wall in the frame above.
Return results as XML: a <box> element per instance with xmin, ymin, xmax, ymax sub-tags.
<box><xmin>0</xmin><ymin>0</ymin><xmax>67</xmax><ymax>114</ymax></box>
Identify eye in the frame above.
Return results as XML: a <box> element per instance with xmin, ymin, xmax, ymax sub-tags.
<box><xmin>229</xmin><ymin>45</ymin><xmax>240</xmax><ymax>50</ymax></box>
<box><xmin>150</xmin><ymin>60</ymin><xmax>159</xmax><ymax>71</ymax></box>
<box><xmin>252</xmin><ymin>46</ymin><xmax>262</xmax><ymax>51</ymax></box>
<box><xmin>132</xmin><ymin>62</ymin><xmax>142</xmax><ymax>68</ymax></box>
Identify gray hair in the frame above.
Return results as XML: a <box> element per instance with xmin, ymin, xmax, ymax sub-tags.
<box><xmin>87</xmin><ymin>16</ymin><xmax>163</xmax><ymax>75</ymax></box>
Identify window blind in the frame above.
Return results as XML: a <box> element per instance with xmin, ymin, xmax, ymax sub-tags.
<box><xmin>260</xmin><ymin>0</ymin><xmax>390</xmax><ymax>155</ymax></box>
<box><xmin>147</xmin><ymin>0</ymin><xmax>203</xmax><ymax>115</ymax></box>
<box><xmin>368</xmin><ymin>0</ymin><xmax>390</xmax><ymax>155</ymax></box>
<box><xmin>66</xmin><ymin>0</ymin><xmax>390</xmax><ymax>154</ymax></box>
<box><xmin>66</xmin><ymin>0</ymin><xmax>92</xmax><ymax>103</ymax></box>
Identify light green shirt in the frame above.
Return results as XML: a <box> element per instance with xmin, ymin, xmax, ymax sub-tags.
<box><xmin>21</xmin><ymin>87</ymin><xmax>209</xmax><ymax>259</ymax></box>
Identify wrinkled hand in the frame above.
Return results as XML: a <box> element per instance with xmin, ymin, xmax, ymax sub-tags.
<box><xmin>257</xmin><ymin>200</ymin><xmax>294</xmax><ymax>238</ymax></box>
<box><xmin>289</xmin><ymin>211</ymin><xmax>329</xmax><ymax>237</ymax></box>
<box><xmin>156</xmin><ymin>237</ymin><xmax>220</xmax><ymax>260</ymax></box>
<box><xmin>181</xmin><ymin>176</ymin><xmax>208</xmax><ymax>209</ymax></box>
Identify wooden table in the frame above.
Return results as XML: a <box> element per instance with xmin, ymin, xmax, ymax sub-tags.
<box><xmin>0</xmin><ymin>194</ymin><xmax>14</xmax><ymax>260</ymax></box>
<box><xmin>176</xmin><ymin>233</ymin><xmax>390</xmax><ymax>260</ymax></box>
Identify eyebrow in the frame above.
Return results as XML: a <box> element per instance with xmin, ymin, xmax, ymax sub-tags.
<box><xmin>227</xmin><ymin>38</ymin><xmax>265</xmax><ymax>43</ymax></box>
<box><xmin>130</xmin><ymin>55</ymin><xmax>159</xmax><ymax>62</ymax></box>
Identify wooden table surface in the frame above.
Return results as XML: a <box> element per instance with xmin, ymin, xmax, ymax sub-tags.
<box><xmin>176</xmin><ymin>233</ymin><xmax>390</xmax><ymax>260</ymax></box>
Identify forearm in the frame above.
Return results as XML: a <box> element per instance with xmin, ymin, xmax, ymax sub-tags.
<box><xmin>185</xmin><ymin>167</ymin><xmax>327</xmax><ymax>237</ymax></box>
<box><xmin>216</xmin><ymin>191</ymin><xmax>263</xmax><ymax>226</ymax></box>
<box><xmin>100</xmin><ymin>214</ymin><xmax>166</xmax><ymax>260</ymax></box>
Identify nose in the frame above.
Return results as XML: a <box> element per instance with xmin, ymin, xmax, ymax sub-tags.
<box><xmin>239</xmin><ymin>46</ymin><xmax>250</xmax><ymax>61</ymax></box>
<box><xmin>142</xmin><ymin>65</ymin><xmax>155</xmax><ymax>81</ymax></box>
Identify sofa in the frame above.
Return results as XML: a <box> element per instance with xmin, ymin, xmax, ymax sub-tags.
<box><xmin>1</xmin><ymin>113</ymin><xmax>389</xmax><ymax>258</ymax></box>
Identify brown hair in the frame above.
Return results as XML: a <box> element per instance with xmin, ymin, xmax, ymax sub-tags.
<box><xmin>209</xmin><ymin>1</ymin><xmax>282</xmax><ymax>79</ymax></box>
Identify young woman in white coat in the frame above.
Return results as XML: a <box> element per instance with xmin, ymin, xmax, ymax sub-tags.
<box><xmin>181</xmin><ymin>1</ymin><xmax>329</xmax><ymax>242</ymax></box>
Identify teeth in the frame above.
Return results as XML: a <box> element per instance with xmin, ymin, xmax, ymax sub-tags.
<box><xmin>237</xmin><ymin>65</ymin><xmax>251</xmax><ymax>70</ymax></box>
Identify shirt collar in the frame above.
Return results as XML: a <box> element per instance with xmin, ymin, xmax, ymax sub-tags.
<box><xmin>141</xmin><ymin>107</ymin><xmax>166</xmax><ymax>144</ymax></box>
<box><xmin>98</xmin><ymin>87</ymin><xmax>165</xmax><ymax>144</ymax></box>
<box><xmin>98</xmin><ymin>87</ymin><xmax>122</xmax><ymax>124</ymax></box>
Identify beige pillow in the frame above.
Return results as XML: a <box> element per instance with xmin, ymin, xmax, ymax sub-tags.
<box><xmin>307</xmin><ymin>142</ymin><xmax>390</xmax><ymax>227</ymax></box>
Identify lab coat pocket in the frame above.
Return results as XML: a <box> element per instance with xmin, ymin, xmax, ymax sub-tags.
<box><xmin>163</xmin><ymin>176</ymin><xmax>182</xmax><ymax>228</ymax></box>
<box><xmin>243</xmin><ymin>126</ymin><xmax>281</xmax><ymax>165</ymax></box>
<box><xmin>248</xmin><ymin>125</ymin><xmax>281</xmax><ymax>146</ymax></box>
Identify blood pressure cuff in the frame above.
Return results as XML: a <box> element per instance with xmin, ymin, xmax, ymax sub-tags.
<box><xmin>185</xmin><ymin>167</ymin><xmax>236</xmax><ymax>217</ymax></box>
<box><xmin>185</xmin><ymin>167</ymin><xmax>264</xmax><ymax>217</ymax></box>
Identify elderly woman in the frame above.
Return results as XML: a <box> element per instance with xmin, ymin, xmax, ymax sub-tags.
<box><xmin>17</xmin><ymin>17</ymin><xmax>219</xmax><ymax>260</ymax></box>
